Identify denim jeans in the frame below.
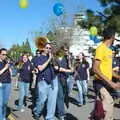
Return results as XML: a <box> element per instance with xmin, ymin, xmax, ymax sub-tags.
<box><xmin>34</xmin><ymin>77</ymin><xmax>58</xmax><ymax>120</ymax></box>
<box><xmin>56</xmin><ymin>79</ymin><xmax>65</xmax><ymax>118</ymax></box>
<box><xmin>76</xmin><ymin>80</ymin><xmax>87</xmax><ymax>105</ymax></box>
<box><xmin>0</xmin><ymin>83</ymin><xmax>11</xmax><ymax>120</ymax></box>
<box><xmin>18</xmin><ymin>81</ymin><xmax>30</xmax><ymax>109</ymax></box>
<box><xmin>67</xmin><ymin>75</ymin><xmax>74</xmax><ymax>95</ymax></box>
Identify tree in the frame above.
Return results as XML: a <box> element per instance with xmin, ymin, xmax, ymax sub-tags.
<box><xmin>7</xmin><ymin>39</ymin><xmax>33</xmax><ymax>61</ymax></box>
<box><xmin>81</xmin><ymin>0</ymin><xmax>120</xmax><ymax>35</ymax></box>
<box><xmin>98</xmin><ymin>0</ymin><xmax>120</xmax><ymax>34</ymax></box>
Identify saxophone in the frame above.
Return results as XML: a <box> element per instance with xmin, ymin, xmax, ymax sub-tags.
<box><xmin>16</xmin><ymin>60</ymin><xmax>24</xmax><ymax>69</ymax></box>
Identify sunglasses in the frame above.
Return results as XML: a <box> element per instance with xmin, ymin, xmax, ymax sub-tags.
<box><xmin>64</xmin><ymin>49</ymin><xmax>68</xmax><ymax>52</ymax></box>
<box><xmin>1</xmin><ymin>54</ymin><xmax>7</xmax><ymax>56</ymax></box>
<box><xmin>46</xmin><ymin>47</ymin><xmax>52</xmax><ymax>50</ymax></box>
<box><xmin>36</xmin><ymin>52</ymin><xmax>40</xmax><ymax>54</ymax></box>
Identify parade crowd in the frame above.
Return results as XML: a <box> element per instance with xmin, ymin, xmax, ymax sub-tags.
<box><xmin>0</xmin><ymin>27</ymin><xmax>120</xmax><ymax>120</ymax></box>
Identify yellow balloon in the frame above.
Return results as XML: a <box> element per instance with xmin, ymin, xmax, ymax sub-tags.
<box><xmin>89</xmin><ymin>26</ymin><xmax>98</xmax><ymax>36</ymax></box>
<box><xmin>19</xmin><ymin>0</ymin><xmax>28</xmax><ymax>8</ymax></box>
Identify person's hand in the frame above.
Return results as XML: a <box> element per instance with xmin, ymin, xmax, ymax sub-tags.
<box><xmin>4</xmin><ymin>63</ymin><xmax>9</xmax><ymax>70</ymax></box>
<box><xmin>70</xmin><ymin>67</ymin><xmax>74</xmax><ymax>73</ymax></box>
<box><xmin>49</xmin><ymin>53</ymin><xmax>52</xmax><ymax>61</ymax></box>
<box><xmin>32</xmin><ymin>68</ymin><xmax>38</xmax><ymax>74</ymax></box>
<box><xmin>115</xmin><ymin>82</ymin><xmax>120</xmax><ymax>89</ymax></box>
<box><xmin>111</xmin><ymin>82</ymin><xmax>120</xmax><ymax>90</ymax></box>
<box><xmin>54</xmin><ymin>66</ymin><xmax>59</xmax><ymax>70</ymax></box>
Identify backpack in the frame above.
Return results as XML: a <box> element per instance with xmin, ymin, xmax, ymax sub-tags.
<box><xmin>89</xmin><ymin>99</ymin><xmax>105</xmax><ymax>120</ymax></box>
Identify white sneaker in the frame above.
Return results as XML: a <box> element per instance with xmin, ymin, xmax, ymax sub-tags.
<box><xmin>20</xmin><ymin>109</ymin><xmax>24</xmax><ymax>112</ymax></box>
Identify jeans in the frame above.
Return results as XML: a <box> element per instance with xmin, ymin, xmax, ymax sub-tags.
<box><xmin>76</xmin><ymin>80</ymin><xmax>87</xmax><ymax>105</ymax></box>
<box><xmin>56</xmin><ymin>79</ymin><xmax>66</xmax><ymax>118</ymax></box>
<box><xmin>0</xmin><ymin>83</ymin><xmax>11</xmax><ymax>120</ymax></box>
<box><xmin>34</xmin><ymin>77</ymin><xmax>58</xmax><ymax>120</ymax></box>
<box><xmin>67</xmin><ymin>75</ymin><xmax>74</xmax><ymax>95</ymax></box>
<box><xmin>18</xmin><ymin>81</ymin><xmax>30</xmax><ymax>109</ymax></box>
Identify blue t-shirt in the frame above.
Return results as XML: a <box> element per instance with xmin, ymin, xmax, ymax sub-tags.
<box><xmin>75</xmin><ymin>61</ymin><xmax>89</xmax><ymax>80</ymax></box>
<box><xmin>0</xmin><ymin>61</ymin><xmax>11</xmax><ymax>83</ymax></box>
<box><xmin>58</xmin><ymin>56</ymin><xmax>69</xmax><ymax>80</ymax></box>
<box><xmin>31</xmin><ymin>55</ymin><xmax>40</xmax><ymax>68</ymax></box>
<box><xmin>36</xmin><ymin>54</ymin><xmax>55</xmax><ymax>84</ymax></box>
<box><xmin>19</xmin><ymin>61</ymin><xmax>32</xmax><ymax>83</ymax></box>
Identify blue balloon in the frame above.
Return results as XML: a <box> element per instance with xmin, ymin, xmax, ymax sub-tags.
<box><xmin>89</xmin><ymin>35</ymin><xmax>100</xmax><ymax>44</ymax></box>
<box><xmin>53</xmin><ymin>3</ymin><xmax>64</xmax><ymax>16</ymax></box>
<box><xmin>94</xmin><ymin>36</ymin><xmax>100</xmax><ymax>43</ymax></box>
<box><xmin>109</xmin><ymin>46</ymin><xmax>115</xmax><ymax>51</ymax></box>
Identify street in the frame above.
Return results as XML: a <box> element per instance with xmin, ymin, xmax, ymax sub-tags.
<box><xmin>8</xmin><ymin>79</ymin><xmax>120</xmax><ymax>120</ymax></box>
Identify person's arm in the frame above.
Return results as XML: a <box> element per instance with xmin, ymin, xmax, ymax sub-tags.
<box><xmin>112</xmin><ymin>70</ymin><xmax>120</xmax><ymax>80</ymax></box>
<box><xmin>59</xmin><ymin>67</ymin><xmax>73</xmax><ymax>73</ymax></box>
<box><xmin>0</xmin><ymin>64</ymin><xmax>9</xmax><ymax>75</ymax></box>
<box><xmin>37</xmin><ymin>54</ymin><xmax>51</xmax><ymax>72</ymax></box>
<box><xmin>113</xmin><ymin>66</ymin><xmax>119</xmax><ymax>71</ymax></box>
<box><xmin>93</xmin><ymin>59</ymin><xmax>119</xmax><ymax>89</ymax></box>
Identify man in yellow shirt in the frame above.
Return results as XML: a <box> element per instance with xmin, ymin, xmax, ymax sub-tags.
<box><xmin>93</xmin><ymin>27</ymin><xmax>120</xmax><ymax>120</ymax></box>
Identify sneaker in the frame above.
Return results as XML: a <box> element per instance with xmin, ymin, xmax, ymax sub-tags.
<box><xmin>20</xmin><ymin>109</ymin><xmax>24</xmax><ymax>112</ymax></box>
<box><xmin>77</xmin><ymin>102</ymin><xmax>82</xmax><ymax>107</ymax></box>
<box><xmin>33</xmin><ymin>115</ymin><xmax>39</xmax><ymax>120</ymax></box>
<box><xmin>58</xmin><ymin>116</ymin><xmax>65</xmax><ymax>120</ymax></box>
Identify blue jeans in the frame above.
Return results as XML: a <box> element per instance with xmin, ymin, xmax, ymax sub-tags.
<box><xmin>56</xmin><ymin>79</ymin><xmax>65</xmax><ymax>118</ymax></box>
<box><xmin>34</xmin><ymin>77</ymin><xmax>58</xmax><ymax>120</ymax></box>
<box><xmin>18</xmin><ymin>81</ymin><xmax>30</xmax><ymax>109</ymax></box>
<box><xmin>67</xmin><ymin>75</ymin><xmax>74</xmax><ymax>95</ymax></box>
<box><xmin>0</xmin><ymin>83</ymin><xmax>11</xmax><ymax>120</ymax></box>
<box><xmin>76</xmin><ymin>80</ymin><xmax>87</xmax><ymax>105</ymax></box>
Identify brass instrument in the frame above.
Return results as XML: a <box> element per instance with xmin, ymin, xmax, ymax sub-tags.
<box><xmin>55</xmin><ymin>49</ymin><xmax>64</xmax><ymax>60</ymax></box>
<box><xmin>18</xmin><ymin>61</ymin><xmax>24</xmax><ymax>69</ymax></box>
<box><xmin>15</xmin><ymin>60</ymin><xmax>24</xmax><ymax>69</ymax></box>
<box><xmin>35</xmin><ymin>36</ymin><xmax>50</xmax><ymax>51</ymax></box>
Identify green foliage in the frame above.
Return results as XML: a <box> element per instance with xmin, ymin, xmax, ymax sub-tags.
<box><xmin>46</xmin><ymin>31</ymin><xmax>56</xmax><ymax>41</ymax></box>
<box><xmin>7</xmin><ymin>39</ymin><xmax>32</xmax><ymax>61</ymax></box>
<box><xmin>77</xmin><ymin>0</ymin><xmax>120</xmax><ymax>35</ymax></box>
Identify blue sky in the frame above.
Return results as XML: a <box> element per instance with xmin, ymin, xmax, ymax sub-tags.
<box><xmin>0</xmin><ymin>0</ymin><xmax>103</xmax><ymax>52</ymax></box>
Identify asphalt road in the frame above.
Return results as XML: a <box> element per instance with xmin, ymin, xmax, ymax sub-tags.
<box><xmin>8</xmin><ymin>78</ymin><xmax>120</xmax><ymax>120</ymax></box>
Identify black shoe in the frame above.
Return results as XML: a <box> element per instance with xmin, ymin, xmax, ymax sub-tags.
<box><xmin>83</xmin><ymin>100</ymin><xmax>86</xmax><ymax>105</ymax></box>
<box><xmin>24</xmin><ymin>96</ymin><xmax>27</xmax><ymax>106</ymax></box>
<box><xmin>77</xmin><ymin>102</ymin><xmax>82</xmax><ymax>107</ymax></box>
<box><xmin>33</xmin><ymin>115</ymin><xmax>39</xmax><ymax>120</ymax></box>
<box><xmin>58</xmin><ymin>116</ymin><xmax>65</xmax><ymax>120</ymax></box>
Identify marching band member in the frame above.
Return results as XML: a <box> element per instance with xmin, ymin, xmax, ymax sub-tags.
<box><xmin>0</xmin><ymin>48</ymin><xmax>11</xmax><ymax>120</ymax></box>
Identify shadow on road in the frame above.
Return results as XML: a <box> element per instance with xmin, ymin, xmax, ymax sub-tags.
<box><xmin>69</xmin><ymin>97</ymin><xmax>79</xmax><ymax>106</ymax></box>
<box><xmin>65</xmin><ymin>113</ymin><xmax>78</xmax><ymax>120</ymax></box>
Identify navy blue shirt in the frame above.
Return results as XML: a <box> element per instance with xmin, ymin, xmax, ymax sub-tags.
<box><xmin>19</xmin><ymin>61</ymin><xmax>32</xmax><ymax>83</ymax></box>
<box><xmin>58</xmin><ymin>56</ymin><xmax>69</xmax><ymax>80</ymax></box>
<box><xmin>0</xmin><ymin>61</ymin><xmax>11</xmax><ymax>83</ymax></box>
<box><xmin>31</xmin><ymin>55</ymin><xmax>40</xmax><ymax>68</ymax></box>
<box><xmin>112</xmin><ymin>57</ymin><xmax>119</xmax><ymax>70</ymax></box>
<box><xmin>75</xmin><ymin>61</ymin><xmax>89</xmax><ymax>80</ymax></box>
<box><xmin>36</xmin><ymin>54</ymin><xmax>55</xmax><ymax>84</ymax></box>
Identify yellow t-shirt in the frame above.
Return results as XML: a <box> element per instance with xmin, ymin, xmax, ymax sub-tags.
<box><xmin>95</xmin><ymin>43</ymin><xmax>112</xmax><ymax>80</ymax></box>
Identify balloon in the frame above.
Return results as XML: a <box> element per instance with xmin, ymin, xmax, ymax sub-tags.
<box><xmin>94</xmin><ymin>36</ymin><xmax>100</xmax><ymax>43</ymax></box>
<box><xmin>89</xmin><ymin>35</ymin><xmax>100</xmax><ymax>44</ymax></box>
<box><xmin>89</xmin><ymin>26</ymin><xmax>98</xmax><ymax>36</ymax></box>
<box><xmin>109</xmin><ymin>46</ymin><xmax>115</xmax><ymax>51</ymax></box>
<box><xmin>53</xmin><ymin>3</ymin><xmax>64</xmax><ymax>16</ymax></box>
<box><xmin>19</xmin><ymin>0</ymin><xmax>28</xmax><ymax>8</ymax></box>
